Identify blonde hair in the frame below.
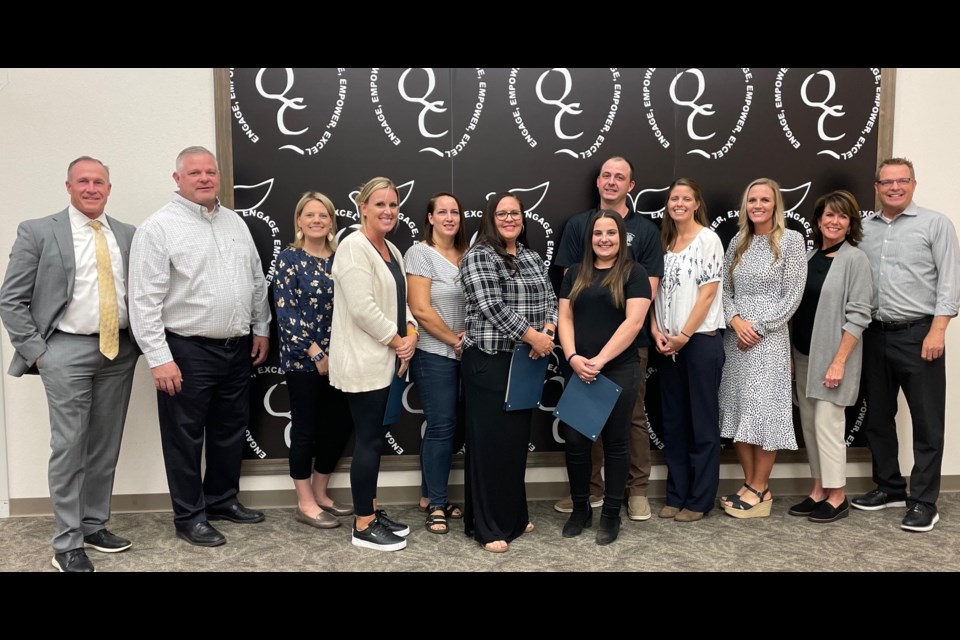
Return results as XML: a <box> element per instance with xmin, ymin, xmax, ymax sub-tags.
<box><xmin>354</xmin><ymin>177</ymin><xmax>399</xmax><ymax>233</ymax></box>
<box><xmin>292</xmin><ymin>191</ymin><xmax>338</xmax><ymax>250</ymax></box>
<box><xmin>729</xmin><ymin>178</ymin><xmax>787</xmax><ymax>274</ymax></box>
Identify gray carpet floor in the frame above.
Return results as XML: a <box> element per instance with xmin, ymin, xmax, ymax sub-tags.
<box><xmin>2</xmin><ymin>494</ymin><xmax>957</xmax><ymax>572</ymax></box>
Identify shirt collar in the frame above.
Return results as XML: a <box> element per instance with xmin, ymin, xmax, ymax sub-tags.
<box><xmin>68</xmin><ymin>205</ymin><xmax>109</xmax><ymax>231</ymax></box>
<box><xmin>172</xmin><ymin>191</ymin><xmax>221</xmax><ymax>219</ymax></box>
<box><xmin>876</xmin><ymin>200</ymin><xmax>919</xmax><ymax>223</ymax></box>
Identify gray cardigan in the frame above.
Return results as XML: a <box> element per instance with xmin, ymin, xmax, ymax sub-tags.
<box><xmin>802</xmin><ymin>241</ymin><xmax>874</xmax><ymax>406</ymax></box>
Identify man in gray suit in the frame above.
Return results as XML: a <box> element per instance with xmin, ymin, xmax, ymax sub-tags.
<box><xmin>0</xmin><ymin>156</ymin><xmax>140</xmax><ymax>572</ymax></box>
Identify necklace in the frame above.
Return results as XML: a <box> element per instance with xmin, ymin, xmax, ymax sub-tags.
<box><xmin>362</xmin><ymin>230</ymin><xmax>391</xmax><ymax>262</ymax></box>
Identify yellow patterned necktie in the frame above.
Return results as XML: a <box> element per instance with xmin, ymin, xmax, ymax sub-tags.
<box><xmin>88</xmin><ymin>220</ymin><xmax>119</xmax><ymax>360</ymax></box>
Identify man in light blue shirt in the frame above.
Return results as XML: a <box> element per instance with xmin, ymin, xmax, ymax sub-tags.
<box><xmin>853</xmin><ymin>157</ymin><xmax>959</xmax><ymax>532</ymax></box>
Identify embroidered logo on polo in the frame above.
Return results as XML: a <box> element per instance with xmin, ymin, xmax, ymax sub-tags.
<box><xmin>229</xmin><ymin>67</ymin><xmax>348</xmax><ymax>156</ymax></box>
<box><xmin>471</xmin><ymin>182</ymin><xmax>556</xmax><ymax>266</ymax></box>
<box><xmin>334</xmin><ymin>180</ymin><xmax>419</xmax><ymax>249</ymax></box>
<box><xmin>369</xmin><ymin>68</ymin><xmax>487</xmax><ymax>157</ymax></box>
<box><xmin>506</xmin><ymin>68</ymin><xmax>623</xmax><ymax>158</ymax></box>
<box><xmin>773</xmin><ymin>68</ymin><xmax>881</xmax><ymax>160</ymax></box>
<box><xmin>643</xmin><ymin>68</ymin><xmax>754</xmax><ymax>159</ymax></box>
<box><xmin>234</xmin><ymin>178</ymin><xmax>282</xmax><ymax>283</ymax></box>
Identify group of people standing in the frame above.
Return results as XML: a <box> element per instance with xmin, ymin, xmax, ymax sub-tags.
<box><xmin>1</xmin><ymin>149</ymin><xmax>956</xmax><ymax>569</ymax></box>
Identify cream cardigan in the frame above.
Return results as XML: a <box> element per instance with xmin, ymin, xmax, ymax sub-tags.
<box><xmin>329</xmin><ymin>230</ymin><xmax>415</xmax><ymax>393</ymax></box>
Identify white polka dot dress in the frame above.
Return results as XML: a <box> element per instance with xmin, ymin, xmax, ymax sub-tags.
<box><xmin>719</xmin><ymin>230</ymin><xmax>807</xmax><ymax>451</ymax></box>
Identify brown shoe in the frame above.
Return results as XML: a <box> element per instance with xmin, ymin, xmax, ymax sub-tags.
<box><xmin>627</xmin><ymin>496</ymin><xmax>651</xmax><ymax>521</ymax></box>
<box><xmin>675</xmin><ymin>508</ymin><xmax>705</xmax><ymax>522</ymax></box>
<box><xmin>319</xmin><ymin>500</ymin><xmax>354</xmax><ymax>517</ymax></box>
<box><xmin>554</xmin><ymin>495</ymin><xmax>603</xmax><ymax>513</ymax></box>
<box><xmin>295</xmin><ymin>507</ymin><xmax>341</xmax><ymax>529</ymax></box>
<box><xmin>659</xmin><ymin>505</ymin><xmax>681</xmax><ymax>519</ymax></box>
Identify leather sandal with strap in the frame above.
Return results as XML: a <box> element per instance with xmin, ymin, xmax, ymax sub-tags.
<box><xmin>425</xmin><ymin>511</ymin><xmax>449</xmax><ymax>535</ymax></box>
<box><xmin>723</xmin><ymin>484</ymin><xmax>772</xmax><ymax>519</ymax></box>
<box><xmin>719</xmin><ymin>483</ymin><xmax>749</xmax><ymax>508</ymax></box>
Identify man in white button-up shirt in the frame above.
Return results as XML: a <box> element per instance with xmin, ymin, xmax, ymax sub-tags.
<box><xmin>0</xmin><ymin>156</ymin><xmax>140</xmax><ymax>572</ymax></box>
<box><xmin>129</xmin><ymin>146</ymin><xmax>271</xmax><ymax>547</ymax></box>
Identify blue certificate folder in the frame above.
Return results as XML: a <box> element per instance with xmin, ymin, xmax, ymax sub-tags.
<box><xmin>503</xmin><ymin>344</ymin><xmax>550</xmax><ymax>411</ymax></box>
<box><xmin>383</xmin><ymin>364</ymin><xmax>408</xmax><ymax>426</ymax></box>
<box><xmin>553</xmin><ymin>373</ymin><xmax>623</xmax><ymax>441</ymax></box>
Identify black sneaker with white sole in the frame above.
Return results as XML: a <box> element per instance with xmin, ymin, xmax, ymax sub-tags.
<box><xmin>901</xmin><ymin>503</ymin><xmax>940</xmax><ymax>532</ymax></box>
<box><xmin>352</xmin><ymin>520</ymin><xmax>407</xmax><ymax>551</ymax></box>
<box><xmin>83</xmin><ymin>528</ymin><xmax>133</xmax><ymax>553</ymax></box>
<box><xmin>375</xmin><ymin>509</ymin><xmax>410</xmax><ymax>537</ymax></box>
<box><xmin>851</xmin><ymin>489</ymin><xmax>907</xmax><ymax>511</ymax></box>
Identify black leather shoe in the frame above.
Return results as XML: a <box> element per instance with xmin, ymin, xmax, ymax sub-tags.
<box><xmin>83</xmin><ymin>529</ymin><xmax>132</xmax><ymax>553</ymax></box>
<box><xmin>595</xmin><ymin>513</ymin><xmax>621</xmax><ymax>546</ymax></box>
<box><xmin>788</xmin><ymin>496</ymin><xmax>823</xmax><ymax>517</ymax></box>
<box><xmin>901</xmin><ymin>503</ymin><xmax>939</xmax><ymax>532</ymax></box>
<box><xmin>808</xmin><ymin>499</ymin><xmax>849</xmax><ymax>523</ymax></box>
<box><xmin>206</xmin><ymin>502</ymin><xmax>265</xmax><ymax>524</ymax></box>
<box><xmin>851</xmin><ymin>489</ymin><xmax>907</xmax><ymax>511</ymax></box>
<box><xmin>52</xmin><ymin>548</ymin><xmax>95</xmax><ymax>572</ymax></box>
<box><xmin>374</xmin><ymin>509</ymin><xmax>410</xmax><ymax>537</ymax></box>
<box><xmin>176</xmin><ymin>521</ymin><xmax>226</xmax><ymax>547</ymax></box>
<box><xmin>562</xmin><ymin>507</ymin><xmax>593</xmax><ymax>538</ymax></box>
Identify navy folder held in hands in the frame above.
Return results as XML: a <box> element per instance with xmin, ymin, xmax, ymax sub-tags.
<box><xmin>503</xmin><ymin>343</ymin><xmax>550</xmax><ymax>411</ymax></box>
<box><xmin>553</xmin><ymin>373</ymin><xmax>623</xmax><ymax>441</ymax></box>
<box><xmin>384</xmin><ymin>363</ymin><xmax>408</xmax><ymax>426</ymax></box>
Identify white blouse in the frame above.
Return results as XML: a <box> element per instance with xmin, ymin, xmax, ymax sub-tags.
<box><xmin>655</xmin><ymin>227</ymin><xmax>725</xmax><ymax>335</ymax></box>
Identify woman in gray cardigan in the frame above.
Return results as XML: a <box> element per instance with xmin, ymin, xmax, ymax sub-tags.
<box><xmin>788</xmin><ymin>191</ymin><xmax>874</xmax><ymax>523</ymax></box>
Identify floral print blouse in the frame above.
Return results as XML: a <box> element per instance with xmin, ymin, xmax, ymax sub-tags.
<box><xmin>273</xmin><ymin>246</ymin><xmax>335</xmax><ymax>373</ymax></box>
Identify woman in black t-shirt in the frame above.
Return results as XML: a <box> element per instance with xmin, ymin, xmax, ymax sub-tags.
<box><xmin>558</xmin><ymin>210</ymin><xmax>651</xmax><ymax>545</ymax></box>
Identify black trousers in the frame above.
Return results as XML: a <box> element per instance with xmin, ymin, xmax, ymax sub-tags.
<box><xmin>285</xmin><ymin>370</ymin><xmax>353</xmax><ymax>479</ymax></box>
<box><xmin>158</xmin><ymin>334</ymin><xmax>251</xmax><ymax>529</ymax></box>
<box><xmin>659</xmin><ymin>332</ymin><xmax>723</xmax><ymax>513</ymax></box>
<box><xmin>461</xmin><ymin>347</ymin><xmax>531</xmax><ymax>544</ymax></box>
<box><xmin>345</xmin><ymin>386</ymin><xmax>390</xmax><ymax>517</ymax></box>
<box><xmin>564</xmin><ymin>360</ymin><xmax>640</xmax><ymax>513</ymax></box>
<box><xmin>862</xmin><ymin>320</ymin><xmax>946</xmax><ymax>506</ymax></box>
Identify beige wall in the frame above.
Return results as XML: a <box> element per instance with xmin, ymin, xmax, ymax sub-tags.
<box><xmin>1</xmin><ymin>68</ymin><xmax>957</xmax><ymax>506</ymax></box>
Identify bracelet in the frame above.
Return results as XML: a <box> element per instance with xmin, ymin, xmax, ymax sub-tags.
<box><xmin>680</xmin><ymin>331</ymin><xmax>692</xmax><ymax>339</ymax></box>
<box><xmin>407</xmin><ymin>327</ymin><xmax>419</xmax><ymax>336</ymax></box>
<box><xmin>566</xmin><ymin>353</ymin><xmax>578</xmax><ymax>363</ymax></box>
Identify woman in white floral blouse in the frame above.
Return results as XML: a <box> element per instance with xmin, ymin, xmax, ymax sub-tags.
<box><xmin>274</xmin><ymin>192</ymin><xmax>354</xmax><ymax>531</ymax></box>
<box><xmin>650</xmin><ymin>178</ymin><xmax>726</xmax><ymax>523</ymax></box>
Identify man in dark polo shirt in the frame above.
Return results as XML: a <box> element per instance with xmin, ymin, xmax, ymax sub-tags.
<box><xmin>553</xmin><ymin>156</ymin><xmax>664</xmax><ymax>521</ymax></box>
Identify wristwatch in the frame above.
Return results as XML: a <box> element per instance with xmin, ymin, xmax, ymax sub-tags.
<box><xmin>544</xmin><ymin>328</ymin><xmax>555</xmax><ymax>338</ymax></box>
<box><xmin>311</xmin><ymin>351</ymin><xmax>326</xmax><ymax>362</ymax></box>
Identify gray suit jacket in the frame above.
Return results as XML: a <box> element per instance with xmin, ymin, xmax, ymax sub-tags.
<box><xmin>0</xmin><ymin>209</ymin><xmax>137</xmax><ymax>376</ymax></box>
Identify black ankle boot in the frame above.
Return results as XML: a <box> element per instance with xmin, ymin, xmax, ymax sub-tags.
<box><xmin>562</xmin><ymin>506</ymin><xmax>593</xmax><ymax>538</ymax></box>
<box><xmin>596</xmin><ymin>512</ymin><xmax>621</xmax><ymax>545</ymax></box>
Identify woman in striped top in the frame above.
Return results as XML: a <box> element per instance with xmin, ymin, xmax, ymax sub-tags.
<box><xmin>405</xmin><ymin>192</ymin><xmax>468</xmax><ymax>535</ymax></box>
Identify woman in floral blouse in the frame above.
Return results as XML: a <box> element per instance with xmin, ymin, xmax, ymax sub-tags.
<box><xmin>649</xmin><ymin>178</ymin><xmax>725</xmax><ymax>523</ymax></box>
<box><xmin>274</xmin><ymin>192</ymin><xmax>354</xmax><ymax>531</ymax></box>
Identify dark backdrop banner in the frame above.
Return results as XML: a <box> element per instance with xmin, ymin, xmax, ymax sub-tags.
<box><xmin>226</xmin><ymin>67</ymin><xmax>882</xmax><ymax>461</ymax></box>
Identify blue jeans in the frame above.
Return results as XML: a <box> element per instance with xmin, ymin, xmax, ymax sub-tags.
<box><xmin>410</xmin><ymin>350</ymin><xmax>460</xmax><ymax>509</ymax></box>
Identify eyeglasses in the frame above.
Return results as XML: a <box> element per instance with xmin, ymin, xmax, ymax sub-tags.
<box><xmin>495</xmin><ymin>210</ymin><xmax>523</xmax><ymax>220</ymax></box>
<box><xmin>876</xmin><ymin>178</ymin><xmax>914</xmax><ymax>188</ymax></box>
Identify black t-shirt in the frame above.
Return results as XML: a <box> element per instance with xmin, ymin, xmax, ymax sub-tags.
<box><xmin>555</xmin><ymin>206</ymin><xmax>663</xmax><ymax>348</ymax></box>
<box><xmin>559</xmin><ymin>263</ymin><xmax>651</xmax><ymax>369</ymax></box>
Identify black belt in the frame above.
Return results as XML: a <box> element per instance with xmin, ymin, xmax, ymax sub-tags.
<box><xmin>55</xmin><ymin>328</ymin><xmax>129</xmax><ymax>337</ymax></box>
<box><xmin>166</xmin><ymin>331</ymin><xmax>247</xmax><ymax>347</ymax></box>
<box><xmin>873</xmin><ymin>316</ymin><xmax>932</xmax><ymax>332</ymax></box>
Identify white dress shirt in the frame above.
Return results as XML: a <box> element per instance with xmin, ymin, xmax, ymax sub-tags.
<box><xmin>57</xmin><ymin>205</ymin><xmax>129</xmax><ymax>334</ymax></box>
<box><xmin>129</xmin><ymin>192</ymin><xmax>271</xmax><ymax>368</ymax></box>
